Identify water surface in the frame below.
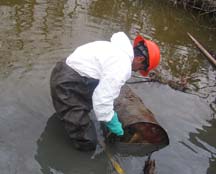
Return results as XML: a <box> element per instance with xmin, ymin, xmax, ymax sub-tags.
<box><xmin>0</xmin><ymin>0</ymin><xmax>215</xmax><ymax>174</ymax></box>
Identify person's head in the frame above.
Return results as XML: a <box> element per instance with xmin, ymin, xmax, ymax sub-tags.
<box><xmin>132</xmin><ymin>34</ymin><xmax>160</xmax><ymax>76</ymax></box>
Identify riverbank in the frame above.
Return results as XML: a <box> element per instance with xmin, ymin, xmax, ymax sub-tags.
<box><xmin>169</xmin><ymin>0</ymin><xmax>216</xmax><ymax>20</ymax></box>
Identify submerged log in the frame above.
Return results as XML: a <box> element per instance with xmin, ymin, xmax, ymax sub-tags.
<box><xmin>143</xmin><ymin>159</ymin><xmax>155</xmax><ymax>174</ymax></box>
<box><xmin>143</xmin><ymin>155</ymin><xmax>155</xmax><ymax>174</ymax></box>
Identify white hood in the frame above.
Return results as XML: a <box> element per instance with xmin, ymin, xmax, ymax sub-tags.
<box><xmin>110</xmin><ymin>32</ymin><xmax>134</xmax><ymax>62</ymax></box>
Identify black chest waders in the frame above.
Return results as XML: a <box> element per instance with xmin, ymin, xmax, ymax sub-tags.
<box><xmin>50</xmin><ymin>60</ymin><xmax>99</xmax><ymax>151</ymax></box>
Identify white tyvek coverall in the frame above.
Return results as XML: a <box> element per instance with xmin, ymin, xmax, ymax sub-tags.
<box><xmin>66</xmin><ymin>32</ymin><xmax>134</xmax><ymax>122</ymax></box>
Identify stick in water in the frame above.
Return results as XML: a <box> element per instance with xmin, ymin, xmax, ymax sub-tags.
<box><xmin>187</xmin><ymin>32</ymin><xmax>216</xmax><ymax>67</ymax></box>
<box><xmin>98</xmin><ymin>139</ymin><xmax>125</xmax><ymax>174</ymax></box>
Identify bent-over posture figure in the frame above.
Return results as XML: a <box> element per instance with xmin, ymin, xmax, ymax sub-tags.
<box><xmin>50</xmin><ymin>32</ymin><xmax>160</xmax><ymax>151</ymax></box>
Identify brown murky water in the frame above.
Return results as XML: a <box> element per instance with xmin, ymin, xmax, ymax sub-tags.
<box><xmin>0</xmin><ymin>0</ymin><xmax>215</xmax><ymax>174</ymax></box>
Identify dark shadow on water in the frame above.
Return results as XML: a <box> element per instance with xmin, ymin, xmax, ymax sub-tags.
<box><xmin>188</xmin><ymin>118</ymin><xmax>216</xmax><ymax>174</ymax></box>
<box><xmin>34</xmin><ymin>114</ymin><xmax>164</xmax><ymax>174</ymax></box>
<box><xmin>35</xmin><ymin>113</ymin><xmax>107</xmax><ymax>174</ymax></box>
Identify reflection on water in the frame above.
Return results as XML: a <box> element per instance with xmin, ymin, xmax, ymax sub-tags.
<box><xmin>0</xmin><ymin>0</ymin><xmax>215</xmax><ymax>174</ymax></box>
<box><xmin>35</xmin><ymin>114</ymin><xmax>107</xmax><ymax>174</ymax></box>
<box><xmin>189</xmin><ymin>118</ymin><xmax>216</xmax><ymax>173</ymax></box>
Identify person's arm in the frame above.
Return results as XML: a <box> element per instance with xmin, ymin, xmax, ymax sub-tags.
<box><xmin>92</xmin><ymin>62</ymin><xmax>131</xmax><ymax>135</ymax></box>
<box><xmin>92</xmin><ymin>75</ymin><xmax>125</xmax><ymax>136</ymax></box>
<box><xmin>92</xmin><ymin>74</ymin><xmax>124</xmax><ymax>121</ymax></box>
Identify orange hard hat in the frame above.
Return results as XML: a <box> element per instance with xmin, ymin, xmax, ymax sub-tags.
<box><xmin>133</xmin><ymin>35</ymin><xmax>160</xmax><ymax>76</ymax></box>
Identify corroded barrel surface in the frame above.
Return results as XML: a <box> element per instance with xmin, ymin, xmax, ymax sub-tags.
<box><xmin>107</xmin><ymin>85</ymin><xmax>169</xmax><ymax>155</ymax></box>
<box><xmin>115</xmin><ymin>85</ymin><xmax>158</xmax><ymax>126</ymax></box>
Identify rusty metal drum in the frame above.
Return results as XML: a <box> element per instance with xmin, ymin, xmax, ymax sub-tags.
<box><xmin>106</xmin><ymin>85</ymin><xmax>169</xmax><ymax>156</ymax></box>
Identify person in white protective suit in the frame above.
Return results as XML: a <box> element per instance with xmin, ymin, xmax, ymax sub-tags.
<box><xmin>50</xmin><ymin>32</ymin><xmax>160</xmax><ymax>151</ymax></box>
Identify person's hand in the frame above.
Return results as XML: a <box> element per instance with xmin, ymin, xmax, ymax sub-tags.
<box><xmin>105</xmin><ymin>112</ymin><xmax>124</xmax><ymax>136</ymax></box>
